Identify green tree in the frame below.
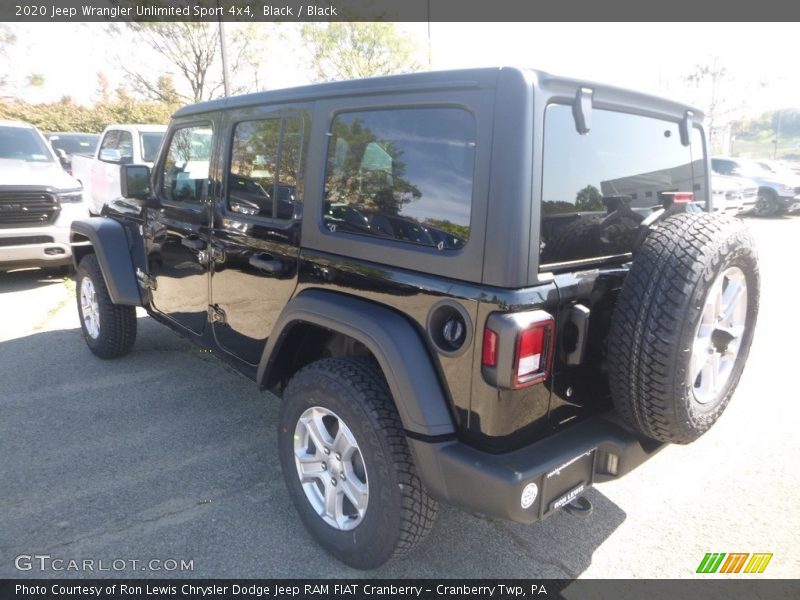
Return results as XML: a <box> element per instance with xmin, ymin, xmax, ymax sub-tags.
<box><xmin>26</xmin><ymin>74</ymin><xmax>45</xmax><ymax>87</ymax></box>
<box><xmin>575</xmin><ymin>184</ymin><xmax>604</xmax><ymax>211</ymax></box>
<box><xmin>300</xmin><ymin>23</ymin><xmax>421</xmax><ymax>82</ymax></box>
<box><xmin>122</xmin><ymin>22</ymin><xmax>265</xmax><ymax>103</ymax></box>
<box><xmin>0</xmin><ymin>25</ymin><xmax>17</xmax><ymax>90</ymax></box>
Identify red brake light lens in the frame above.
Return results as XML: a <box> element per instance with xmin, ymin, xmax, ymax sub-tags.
<box><xmin>482</xmin><ymin>328</ymin><xmax>498</xmax><ymax>367</ymax></box>
<box><xmin>514</xmin><ymin>319</ymin><xmax>554</xmax><ymax>387</ymax></box>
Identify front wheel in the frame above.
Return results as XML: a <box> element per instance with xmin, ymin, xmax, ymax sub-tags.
<box><xmin>278</xmin><ymin>358</ymin><xmax>437</xmax><ymax>569</ymax></box>
<box><xmin>76</xmin><ymin>254</ymin><xmax>137</xmax><ymax>359</ymax></box>
<box><xmin>751</xmin><ymin>189</ymin><xmax>780</xmax><ymax>217</ymax></box>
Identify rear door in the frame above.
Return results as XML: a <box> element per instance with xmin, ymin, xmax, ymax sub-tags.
<box><xmin>209</xmin><ymin>106</ymin><xmax>309</xmax><ymax>366</ymax></box>
<box><xmin>538</xmin><ymin>103</ymin><xmax>708</xmax><ymax>427</ymax></box>
<box><xmin>146</xmin><ymin>121</ymin><xmax>216</xmax><ymax>335</ymax></box>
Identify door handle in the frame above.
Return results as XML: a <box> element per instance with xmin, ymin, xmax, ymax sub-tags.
<box><xmin>181</xmin><ymin>237</ymin><xmax>205</xmax><ymax>250</ymax></box>
<box><xmin>249</xmin><ymin>255</ymin><xmax>283</xmax><ymax>274</ymax></box>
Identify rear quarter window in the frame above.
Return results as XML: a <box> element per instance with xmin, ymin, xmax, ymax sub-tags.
<box><xmin>323</xmin><ymin>107</ymin><xmax>475</xmax><ymax>251</ymax></box>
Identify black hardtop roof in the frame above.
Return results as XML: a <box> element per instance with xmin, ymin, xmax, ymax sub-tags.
<box><xmin>173</xmin><ymin>67</ymin><xmax>503</xmax><ymax>118</ymax></box>
<box><xmin>172</xmin><ymin>66</ymin><xmax>702</xmax><ymax>121</ymax></box>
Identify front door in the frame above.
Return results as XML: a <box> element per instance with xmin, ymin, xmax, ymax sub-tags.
<box><xmin>147</xmin><ymin>122</ymin><xmax>216</xmax><ymax>335</ymax></box>
<box><xmin>209</xmin><ymin>110</ymin><xmax>308</xmax><ymax>366</ymax></box>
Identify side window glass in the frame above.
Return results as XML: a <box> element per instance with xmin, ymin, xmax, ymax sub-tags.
<box><xmin>117</xmin><ymin>131</ymin><xmax>134</xmax><ymax>164</ymax></box>
<box><xmin>161</xmin><ymin>125</ymin><xmax>213</xmax><ymax>203</ymax></box>
<box><xmin>99</xmin><ymin>130</ymin><xmax>119</xmax><ymax>152</ymax></box>
<box><xmin>323</xmin><ymin>108</ymin><xmax>475</xmax><ymax>250</ymax></box>
<box><xmin>228</xmin><ymin>116</ymin><xmax>304</xmax><ymax>220</ymax></box>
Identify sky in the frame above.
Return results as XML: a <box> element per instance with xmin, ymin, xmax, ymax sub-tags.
<box><xmin>2</xmin><ymin>22</ymin><xmax>798</xmax><ymax>117</ymax></box>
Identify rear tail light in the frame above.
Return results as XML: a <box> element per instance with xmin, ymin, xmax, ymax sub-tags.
<box><xmin>514</xmin><ymin>318</ymin><xmax>554</xmax><ymax>387</ymax></box>
<box><xmin>481</xmin><ymin>310</ymin><xmax>555</xmax><ymax>390</ymax></box>
<box><xmin>482</xmin><ymin>328</ymin><xmax>498</xmax><ymax>368</ymax></box>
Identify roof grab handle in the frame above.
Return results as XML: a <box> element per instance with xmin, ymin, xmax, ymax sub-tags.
<box><xmin>572</xmin><ymin>87</ymin><xmax>593</xmax><ymax>135</ymax></box>
<box><xmin>679</xmin><ymin>110</ymin><xmax>694</xmax><ymax>146</ymax></box>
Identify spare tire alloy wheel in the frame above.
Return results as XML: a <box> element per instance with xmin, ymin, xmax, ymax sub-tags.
<box><xmin>690</xmin><ymin>267</ymin><xmax>748</xmax><ymax>405</ymax></box>
<box><xmin>293</xmin><ymin>406</ymin><xmax>369</xmax><ymax>530</ymax></box>
<box><xmin>607</xmin><ymin>214</ymin><xmax>759</xmax><ymax>444</ymax></box>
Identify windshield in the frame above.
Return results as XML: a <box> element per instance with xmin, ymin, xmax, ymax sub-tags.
<box><xmin>140</xmin><ymin>131</ymin><xmax>164</xmax><ymax>163</ymax></box>
<box><xmin>49</xmin><ymin>134</ymin><xmax>99</xmax><ymax>156</ymax></box>
<box><xmin>0</xmin><ymin>126</ymin><xmax>54</xmax><ymax>162</ymax></box>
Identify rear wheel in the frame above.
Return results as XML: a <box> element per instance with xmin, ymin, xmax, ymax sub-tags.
<box><xmin>278</xmin><ymin>357</ymin><xmax>437</xmax><ymax>569</ymax></box>
<box><xmin>76</xmin><ymin>254</ymin><xmax>137</xmax><ymax>359</ymax></box>
<box><xmin>607</xmin><ymin>213</ymin><xmax>759</xmax><ymax>444</ymax></box>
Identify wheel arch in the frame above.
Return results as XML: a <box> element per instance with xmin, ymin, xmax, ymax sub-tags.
<box><xmin>70</xmin><ymin>218</ymin><xmax>142</xmax><ymax>306</ymax></box>
<box><xmin>258</xmin><ymin>289</ymin><xmax>456</xmax><ymax>437</ymax></box>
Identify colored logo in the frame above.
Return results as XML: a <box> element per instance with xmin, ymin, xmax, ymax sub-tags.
<box><xmin>696</xmin><ymin>552</ymin><xmax>773</xmax><ymax>574</ymax></box>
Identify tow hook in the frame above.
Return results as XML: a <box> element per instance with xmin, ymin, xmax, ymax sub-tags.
<box><xmin>564</xmin><ymin>495</ymin><xmax>593</xmax><ymax>518</ymax></box>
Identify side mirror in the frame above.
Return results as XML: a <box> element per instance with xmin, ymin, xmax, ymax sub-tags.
<box><xmin>121</xmin><ymin>164</ymin><xmax>152</xmax><ymax>201</ymax></box>
<box><xmin>55</xmin><ymin>148</ymin><xmax>70</xmax><ymax>170</ymax></box>
<box><xmin>99</xmin><ymin>148</ymin><xmax>122</xmax><ymax>163</ymax></box>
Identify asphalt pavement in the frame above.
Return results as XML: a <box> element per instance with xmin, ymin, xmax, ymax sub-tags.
<box><xmin>1</xmin><ymin>216</ymin><xmax>798</xmax><ymax>579</ymax></box>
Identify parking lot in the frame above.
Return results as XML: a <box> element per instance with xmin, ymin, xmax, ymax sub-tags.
<box><xmin>1</xmin><ymin>216</ymin><xmax>798</xmax><ymax>579</ymax></box>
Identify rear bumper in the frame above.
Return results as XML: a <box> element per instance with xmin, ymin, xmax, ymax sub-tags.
<box><xmin>409</xmin><ymin>415</ymin><xmax>664</xmax><ymax>524</ymax></box>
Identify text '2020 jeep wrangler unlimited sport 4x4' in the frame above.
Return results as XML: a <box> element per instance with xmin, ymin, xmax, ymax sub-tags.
<box><xmin>70</xmin><ymin>68</ymin><xmax>759</xmax><ymax>569</ymax></box>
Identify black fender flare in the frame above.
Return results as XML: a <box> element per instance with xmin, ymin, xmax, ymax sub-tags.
<box><xmin>70</xmin><ymin>218</ymin><xmax>142</xmax><ymax>306</ymax></box>
<box><xmin>257</xmin><ymin>289</ymin><xmax>456</xmax><ymax>437</ymax></box>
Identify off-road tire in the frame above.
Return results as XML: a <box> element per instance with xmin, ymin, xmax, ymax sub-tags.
<box><xmin>607</xmin><ymin>213</ymin><xmax>759</xmax><ymax>444</ymax></box>
<box><xmin>278</xmin><ymin>357</ymin><xmax>437</xmax><ymax>569</ymax></box>
<box><xmin>75</xmin><ymin>254</ymin><xmax>137</xmax><ymax>359</ymax></box>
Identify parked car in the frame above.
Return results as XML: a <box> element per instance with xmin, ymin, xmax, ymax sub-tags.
<box><xmin>710</xmin><ymin>174</ymin><xmax>759</xmax><ymax>214</ymax></box>
<box><xmin>0</xmin><ymin>120</ymin><xmax>88</xmax><ymax>271</ymax></box>
<box><xmin>45</xmin><ymin>132</ymin><xmax>100</xmax><ymax>175</ymax></box>
<box><xmin>712</xmin><ymin>156</ymin><xmax>800</xmax><ymax>216</ymax></box>
<box><xmin>71</xmin><ymin>124</ymin><xmax>166</xmax><ymax>215</ymax></box>
<box><xmin>69</xmin><ymin>68</ymin><xmax>758</xmax><ymax>568</ymax></box>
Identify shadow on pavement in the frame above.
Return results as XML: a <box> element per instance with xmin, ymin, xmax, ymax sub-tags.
<box><xmin>0</xmin><ymin>269</ymin><xmax>70</xmax><ymax>294</ymax></box>
<box><xmin>0</xmin><ymin>319</ymin><xmax>626</xmax><ymax>579</ymax></box>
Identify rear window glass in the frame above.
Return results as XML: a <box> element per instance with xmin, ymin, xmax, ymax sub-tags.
<box><xmin>141</xmin><ymin>132</ymin><xmax>165</xmax><ymax>163</ymax></box>
<box><xmin>323</xmin><ymin>107</ymin><xmax>475</xmax><ymax>251</ymax></box>
<box><xmin>540</xmin><ymin>104</ymin><xmax>706</xmax><ymax>267</ymax></box>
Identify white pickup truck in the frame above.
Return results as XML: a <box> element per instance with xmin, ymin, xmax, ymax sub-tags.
<box><xmin>71</xmin><ymin>124</ymin><xmax>166</xmax><ymax>215</ymax></box>
<box><xmin>0</xmin><ymin>120</ymin><xmax>88</xmax><ymax>271</ymax></box>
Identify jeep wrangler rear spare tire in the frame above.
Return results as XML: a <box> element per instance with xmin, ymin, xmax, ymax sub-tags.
<box><xmin>278</xmin><ymin>357</ymin><xmax>437</xmax><ymax>569</ymax></box>
<box><xmin>607</xmin><ymin>213</ymin><xmax>759</xmax><ymax>444</ymax></box>
<box><xmin>76</xmin><ymin>254</ymin><xmax>137</xmax><ymax>359</ymax></box>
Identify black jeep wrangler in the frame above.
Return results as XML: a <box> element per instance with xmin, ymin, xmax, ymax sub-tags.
<box><xmin>70</xmin><ymin>68</ymin><xmax>759</xmax><ymax>569</ymax></box>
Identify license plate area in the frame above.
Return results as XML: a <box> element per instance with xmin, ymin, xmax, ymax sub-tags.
<box><xmin>541</xmin><ymin>448</ymin><xmax>596</xmax><ymax>516</ymax></box>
